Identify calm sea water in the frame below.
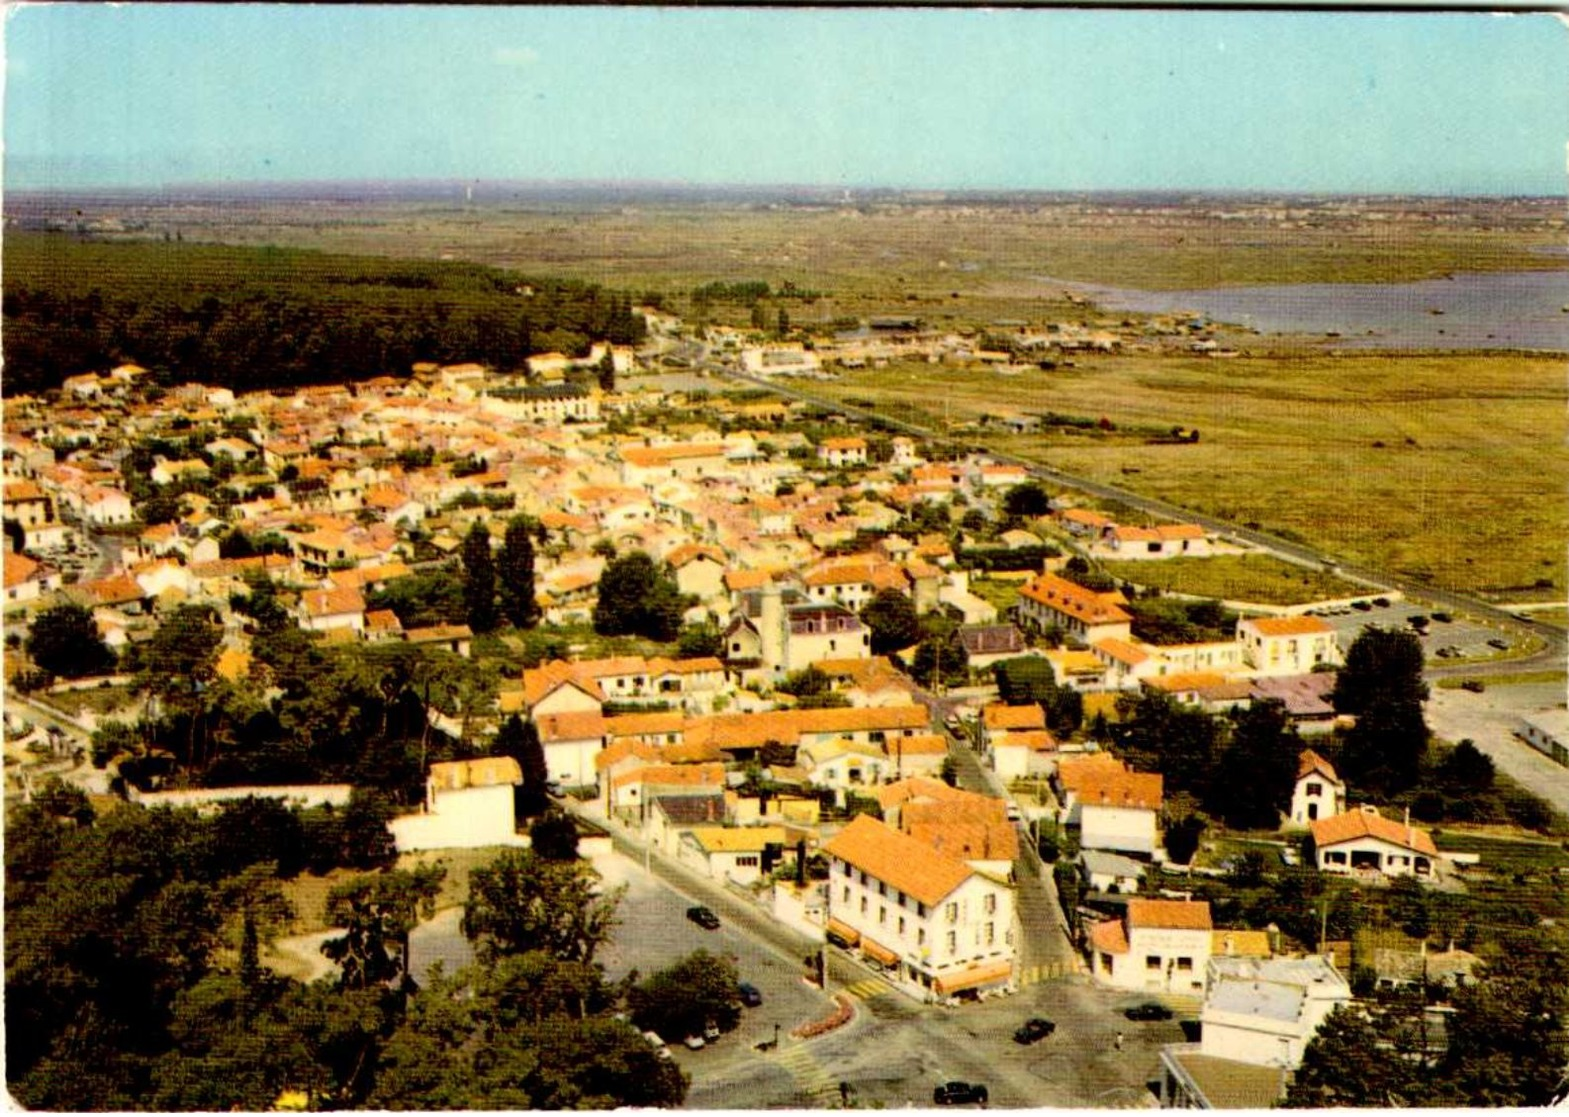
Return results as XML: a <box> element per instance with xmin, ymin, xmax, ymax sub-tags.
<box><xmin>1042</xmin><ymin>269</ymin><xmax>1569</xmax><ymax>351</ymax></box>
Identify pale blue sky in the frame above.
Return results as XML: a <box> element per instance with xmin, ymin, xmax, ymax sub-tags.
<box><xmin>6</xmin><ymin>5</ymin><xmax>1566</xmax><ymax>195</ymax></box>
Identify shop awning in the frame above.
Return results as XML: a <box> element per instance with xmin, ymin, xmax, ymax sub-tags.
<box><xmin>861</xmin><ymin>937</ymin><xmax>899</xmax><ymax>967</ymax></box>
<box><xmin>934</xmin><ymin>960</ymin><xmax>1014</xmax><ymax>995</ymax></box>
<box><xmin>826</xmin><ymin>918</ymin><xmax>860</xmax><ymax>947</ymax></box>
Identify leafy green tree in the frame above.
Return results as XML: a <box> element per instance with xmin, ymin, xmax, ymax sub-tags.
<box><xmin>1113</xmin><ymin>690</ymin><xmax>1220</xmax><ymax>797</ymax></box>
<box><xmin>628</xmin><ymin>949</ymin><xmax>743</xmax><ymax>1042</ymax></box>
<box><xmin>132</xmin><ymin>603</ymin><xmax>224</xmax><ymax>770</ymax></box>
<box><xmin>1438</xmin><ymin>739</ymin><xmax>1494</xmax><ymax>792</ymax></box>
<box><xmin>1002</xmin><ymin>481</ymin><xmax>1053</xmax><ymax>521</ymax></box>
<box><xmin>1332</xmin><ymin>626</ymin><xmax>1428</xmax><ymax>716</ymax></box>
<box><xmin>1164</xmin><ymin>813</ymin><xmax>1207</xmax><ymax>865</ymax></box>
<box><xmin>461</xmin><ymin>520</ymin><xmax>498</xmax><ymax>633</ymax></box>
<box><xmin>593</xmin><ymin>551</ymin><xmax>685</xmax><ymax>642</ymax></box>
<box><xmin>321</xmin><ymin>863</ymin><xmax>446</xmax><ymax>993</ymax></box>
<box><xmin>530</xmin><ymin>810</ymin><xmax>580</xmax><ymax>861</ymax></box>
<box><xmin>1285</xmin><ymin>1004</ymin><xmax>1426</xmax><ymax>1107</ymax></box>
<box><xmin>1340</xmin><ymin>697</ymin><xmax>1429</xmax><ymax>797</ymax></box>
<box><xmin>776</xmin><ymin>306</ymin><xmax>790</xmax><ymax>338</ymax></box>
<box><xmin>860</xmin><ymin>588</ymin><xmax>921</xmax><ymax>655</ymax></box>
<box><xmin>25</xmin><ymin>602</ymin><xmax>115</xmax><ymax>677</ymax></box>
<box><xmin>1206</xmin><ymin>700</ymin><xmax>1300</xmax><ymax>828</ymax></box>
<box><xmin>1442</xmin><ymin>937</ymin><xmax>1569</xmax><ymax>1106</ymax></box>
<box><xmin>497</xmin><ymin>515</ymin><xmax>542</xmax><ymax>629</ymax></box>
<box><xmin>462</xmin><ymin>848</ymin><xmax>623</xmax><ymax>965</ymax></box>
<box><xmin>677</xmin><ymin>621</ymin><xmax>724</xmax><ymax>659</ymax></box>
<box><xmin>496</xmin><ymin>714</ymin><xmax>550</xmax><ymax>818</ymax></box>
<box><xmin>597</xmin><ymin>347</ymin><xmax>616</xmax><ymax>392</ymax></box>
<box><xmin>30</xmin><ymin>775</ymin><xmax>96</xmax><ymax>826</ymax></box>
<box><xmin>911</xmin><ymin>625</ymin><xmax>969</xmax><ymax>691</ymax></box>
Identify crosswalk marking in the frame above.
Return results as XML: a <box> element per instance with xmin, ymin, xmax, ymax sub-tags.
<box><xmin>842</xmin><ymin>977</ymin><xmax>894</xmax><ymax>1000</ymax></box>
<box><xmin>774</xmin><ymin>1044</ymin><xmax>838</xmax><ymax>1099</ymax></box>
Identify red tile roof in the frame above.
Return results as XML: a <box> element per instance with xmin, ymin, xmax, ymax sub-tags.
<box><xmin>1310</xmin><ymin>806</ymin><xmax>1438</xmax><ymax>857</ymax></box>
<box><xmin>1127</xmin><ymin>899</ymin><xmax>1213</xmax><ymax>931</ymax></box>
<box><xmin>823</xmin><ymin>815</ymin><xmax>974</xmax><ymax>907</ymax></box>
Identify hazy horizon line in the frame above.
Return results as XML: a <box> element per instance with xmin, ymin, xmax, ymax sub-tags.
<box><xmin>8</xmin><ymin>177</ymin><xmax>1566</xmax><ymax>203</ymax></box>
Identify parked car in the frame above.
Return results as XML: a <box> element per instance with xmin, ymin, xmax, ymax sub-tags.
<box><xmin>933</xmin><ymin>1082</ymin><xmax>989</xmax><ymax>1106</ymax></box>
<box><xmin>703</xmin><ymin>1022</ymin><xmax>721</xmax><ymax>1041</ymax></box>
<box><xmin>738</xmin><ymin>981</ymin><xmax>763</xmax><ymax>1007</ymax></box>
<box><xmin>643</xmin><ymin>1031</ymin><xmax>673</xmax><ymax>1060</ymax></box>
<box><xmin>686</xmin><ymin>905</ymin><xmax>721</xmax><ymax>929</ymax></box>
<box><xmin>683</xmin><ymin>1034</ymin><xmax>706</xmax><ymax>1050</ymax></box>
<box><xmin>1487</xmin><ymin>638</ymin><xmax>1510</xmax><ymax>651</ymax></box>
<box><xmin>1013</xmin><ymin>1017</ymin><xmax>1056</xmax><ymax>1044</ymax></box>
<box><xmin>1372</xmin><ymin>597</ymin><xmax>1391</xmax><ymax>608</ymax></box>
<box><xmin>1124</xmin><ymin>1002</ymin><xmax>1175</xmax><ymax>1021</ymax></box>
<box><xmin>1431</xmin><ymin>611</ymin><xmax>1453</xmax><ymax>623</ymax></box>
<box><xmin>1352</xmin><ymin>600</ymin><xmax>1373</xmax><ymax>611</ymax></box>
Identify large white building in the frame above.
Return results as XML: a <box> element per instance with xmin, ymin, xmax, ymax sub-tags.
<box><xmin>1288</xmin><ymin>749</ymin><xmax>1346</xmax><ymax>828</ymax></box>
<box><xmin>389</xmin><ymin>758</ymin><xmax>526</xmax><ymax>852</ymax></box>
<box><xmin>1088</xmin><ymin>899</ymin><xmax>1212</xmax><ymax>994</ymax></box>
<box><xmin>1237</xmin><ymin>616</ymin><xmax>1340</xmax><ymax>676</ymax></box>
<box><xmin>823</xmin><ymin>815</ymin><xmax>1016</xmax><ymax>1002</ymax></box>
<box><xmin>1310</xmin><ymin>805</ymin><xmax>1439</xmax><ymax>879</ymax></box>
<box><xmin>1157</xmin><ymin>954</ymin><xmax>1351</xmax><ymax>1109</ymax></box>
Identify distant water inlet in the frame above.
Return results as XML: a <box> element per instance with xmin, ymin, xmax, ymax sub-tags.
<box><xmin>1039</xmin><ymin>269</ymin><xmax>1569</xmax><ymax>351</ymax></box>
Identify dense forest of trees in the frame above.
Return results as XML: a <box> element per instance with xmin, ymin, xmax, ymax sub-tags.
<box><xmin>2</xmin><ymin>233</ymin><xmax>646</xmax><ymax>395</ymax></box>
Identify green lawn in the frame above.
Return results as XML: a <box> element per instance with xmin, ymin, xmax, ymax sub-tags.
<box><xmin>37</xmin><ymin>683</ymin><xmax>139</xmax><ymax>719</ymax></box>
<box><xmin>1101</xmin><ymin>554</ymin><xmax>1364</xmax><ymax>606</ymax></box>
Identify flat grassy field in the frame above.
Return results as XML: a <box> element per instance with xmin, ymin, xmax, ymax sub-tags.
<box><xmin>813</xmin><ymin>352</ymin><xmax>1566</xmax><ymax>593</ymax></box>
<box><xmin>88</xmin><ymin>199</ymin><xmax>1563</xmax><ymax>299</ymax></box>
<box><xmin>1100</xmin><ymin>554</ymin><xmax>1364</xmax><ymax>606</ymax></box>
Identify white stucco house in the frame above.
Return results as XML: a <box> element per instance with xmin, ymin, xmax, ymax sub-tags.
<box><xmin>390</xmin><ymin>757</ymin><xmax>526</xmax><ymax>852</ymax></box>
<box><xmin>1310</xmin><ymin>805</ymin><xmax>1439</xmax><ymax>879</ymax></box>
<box><xmin>1288</xmin><ymin>748</ymin><xmax>1346</xmax><ymax>829</ymax></box>
<box><xmin>1237</xmin><ymin>616</ymin><xmax>1340</xmax><ymax>676</ymax></box>
<box><xmin>1088</xmin><ymin>899</ymin><xmax>1212</xmax><ymax>994</ymax></box>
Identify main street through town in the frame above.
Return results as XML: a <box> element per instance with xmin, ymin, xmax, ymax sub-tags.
<box><xmin>557</xmin><ymin>790</ymin><xmax>1171</xmax><ymax>1109</ymax></box>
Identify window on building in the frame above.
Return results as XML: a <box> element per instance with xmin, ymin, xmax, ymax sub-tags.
<box><xmin>983</xmin><ymin>894</ymin><xmax>996</xmax><ymax>914</ymax></box>
<box><xmin>737</xmin><ymin>855</ymin><xmax>758</xmax><ymax>867</ymax></box>
<box><xmin>842</xmin><ymin>886</ymin><xmax>850</xmax><ymax>902</ymax></box>
<box><xmin>918</xmin><ymin>928</ymin><xmax>926</xmax><ymax>946</ymax></box>
<box><xmin>1306</xmin><ymin>782</ymin><xmax>1322</xmax><ymax>796</ymax></box>
<box><xmin>1176</xmin><ymin>957</ymin><xmax>1192</xmax><ymax>971</ymax></box>
<box><xmin>946</xmin><ymin>931</ymin><xmax>957</xmax><ymax>953</ymax></box>
<box><xmin>879</xmin><ymin>882</ymin><xmax>887</xmax><ymax>897</ymax></box>
<box><xmin>860</xmin><ymin>897</ymin><xmax>868</xmax><ymax>914</ymax></box>
<box><xmin>945</xmin><ymin>902</ymin><xmax>958</xmax><ymax>923</ymax></box>
<box><xmin>879</xmin><ymin>907</ymin><xmax>886</xmax><ymax>924</ymax></box>
<box><xmin>898</xmin><ymin>917</ymin><xmax>906</xmax><ymax>935</ymax></box>
<box><xmin>917</xmin><ymin>902</ymin><xmax>927</xmax><ymax>918</ymax></box>
<box><xmin>985</xmin><ymin>923</ymin><xmax>995</xmax><ymax>945</ymax></box>
<box><xmin>1146</xmin><ymin>955</ymin><xmax>1162</xmax><ymax>971</ymax></box>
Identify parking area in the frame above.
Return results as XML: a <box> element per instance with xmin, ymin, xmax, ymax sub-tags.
<box><xmin>1307</xmin><ymin>598</ymin><xmax>1522</xmax><ymax>663</ymax></box>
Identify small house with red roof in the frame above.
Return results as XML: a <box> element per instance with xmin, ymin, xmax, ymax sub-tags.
<box><xmin>1089</xmin><ymin>899</ymin><xmax>1213</xmax><ymax>994</ymax></box>
<box><xmin>1289</xmin><ymin>749</ymin><xmax>1346</xmax><ymax>828</ymax></box>
<box><xmin>1309</xmin><ymin>805</ymin><xmax>1439</xmax><ymax>879</ymax></box>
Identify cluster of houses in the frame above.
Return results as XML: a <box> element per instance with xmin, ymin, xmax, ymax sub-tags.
<box><xmin>3</xmin><ymin>320</ymin><xmax>1481</xmax><ymax>1102</ymax></box>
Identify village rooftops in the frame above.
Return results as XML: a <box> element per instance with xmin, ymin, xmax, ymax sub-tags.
<box><xmin>1019</xmin><ymin>572</ymin><xmax>1132</xmax><ymax>626</ymax></box>
<box><xmin>822</xmin><ymin>814</ymin><xmax>974</xmax><ymax>908</ymax></box>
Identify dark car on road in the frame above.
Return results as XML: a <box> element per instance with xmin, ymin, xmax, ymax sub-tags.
<box><xmin>738</xmin><ymin>981</ymin><xmax>763</xmax><ymax>1007</ymax></box>
<box><xmin>1124</xmin><ymin>1002</ymin><xmax>1174</xmax><ymax>1021</ymax></box>
<box><xmin>1013</xmin><ymin>1017</ymin><xmax>1056</xmax><ymax>1044</ymax></box>
<box><xmin>933</xmin><ymin>1082</ymin><xmax>988</xmax><ymax>1106</ymax></box>
<box><xmin>686</xmin><ymin>905</ymin><xmax>721</xmax><ymax>929</ymax></box>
